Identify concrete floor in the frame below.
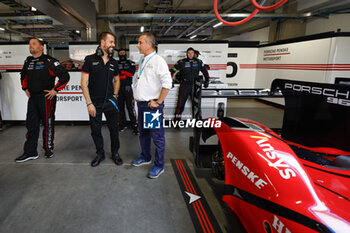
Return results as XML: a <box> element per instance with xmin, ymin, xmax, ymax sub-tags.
<box><xmin>0</xmin><ymin>99</ymin><xmax>282</xmax><ymax>233</ymax></box>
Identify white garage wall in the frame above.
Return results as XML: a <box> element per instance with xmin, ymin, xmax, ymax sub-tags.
<box><xmin>306</xmin><ymin>14</ymin><xmax>350</xmax><ymax>35</ymax></box>
<box><xmin>227</xmin><ymin>27</ymin><xmax>270</xmax><ymax>44</ymax></box>
<box><xmin>227</xmin><ymin>47</ymin><xmax>258</xmax><ymax>88</ymax></box>
<box><xmin>254</xmin><ymin>38</ymin><xmax>333</xmax><ymax>89</ymax></box>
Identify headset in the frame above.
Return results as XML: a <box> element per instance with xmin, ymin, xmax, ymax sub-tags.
<box><xmin>96</xmin><ymin>45</ymin><xmax>114</xmax><ymax>58</ymax></box>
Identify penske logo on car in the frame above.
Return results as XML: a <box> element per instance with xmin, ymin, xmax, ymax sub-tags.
<box><xmin>226</xmin><ymin>152</ymin><xmax>268</xmax><ymax>189</ymax></box>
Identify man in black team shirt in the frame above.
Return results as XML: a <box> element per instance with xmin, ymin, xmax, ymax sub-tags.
<box><xmin>81</xmin><ymin>32</ymin><xmax>123</xmax><ymax>167</ymax></box>
<box><xmin>117</xmin><ymin>49</ymin><xmax>138</xmax><ymax>134</ymax></box>
<box><xmin>16</xmin><ymin>38</ymin><xmax>70</xmax><ymax>163</ymax></box>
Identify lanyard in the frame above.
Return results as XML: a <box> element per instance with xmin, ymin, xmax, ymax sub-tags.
<box><xmin>138</xmin><ymin>52</ymin><xmax>156</xmax><ymax>77</ymax></box>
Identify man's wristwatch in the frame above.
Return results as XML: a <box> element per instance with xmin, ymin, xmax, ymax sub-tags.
<box><xmin>87</xmin><ymin>103</ymin><xmax>93</xmax><ymax>107</ymax></box>
<box><xmin>113</xmin><ymin>94</ymin><xmax>118</xmax><ymax>98</ymax></box>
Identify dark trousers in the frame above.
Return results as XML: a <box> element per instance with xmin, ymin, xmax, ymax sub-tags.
<box><xmin>24</xmin><ymin>94</ymin><xmax>56</xmax><ymax>156</ymax></box>
<box><xmin>174</xmin><ymin>83</ymin><xmax>193</xmax><ymax>121</ymax></box>
<box><xmin>117</xmin><ymin>85</ymin><xmax>137</xmax><ymax>128</ymax></box>
<box><xmin>137</xmin><ymin>101</ymin><xmax>165</xmax><ymax>168</ymax></box>
<box><xmin>89</xmin><ymin>100</ymin><xmax>120</xmax><ymax>157</ymax></box>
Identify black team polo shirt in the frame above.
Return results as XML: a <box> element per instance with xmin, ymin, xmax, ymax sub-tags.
<box><xmin>82</xmin><ymin>53</ymin><xmax>120</xmax><ymax>104</ymax></box>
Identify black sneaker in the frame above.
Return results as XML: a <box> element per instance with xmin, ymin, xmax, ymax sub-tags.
<box><xmin>45</xmin><ymin>150</ymin><xmax>54</xmax><ymax>158</ymax></box>
<box><xmin>15</xmin><ymin>154</ymin><xmax>39</xmax><ymax>163</ymax></box>
<box><xmin>91</xmin><ymin>155</ymin><xmax>105</xmax><ymax>167</ymax></box>
<box><xmin>112</xmin><ymin>154</ymin><xmax>123</xmax><ymax>166</ymax></box>
<box><xmin>119</xmin><ymin>125</ymin><xmax>126</xmax><ymax>132</ymax></box>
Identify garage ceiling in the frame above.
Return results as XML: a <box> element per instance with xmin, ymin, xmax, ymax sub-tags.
<box><xmin>0</xmin><ymin>0</ymin><xmax>349</xmax><ymax>43</ymax></box>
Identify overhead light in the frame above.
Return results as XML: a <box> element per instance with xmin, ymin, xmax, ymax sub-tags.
<box><xmin>0</xmin><ymin>27</ymin><xmax>5</xmax><ymax>31</ymax></box>
<box><xmin>31</xmin><ymin>6</ymin><xmax>37</xmax><ymax>11</ymax></box>
<box><xmin>190</xmin><ymin>35</ymin><xmax>197</xmax><ymax>39</ymax></box>
<box><xmin>140</xmin><ymin>26</ymin><xmax>144</xmax><ymax>32</ymax></box>
<box><xmin>213</xmin><ymin>22</ymin><xmax>223</xmax><ymax>28</ymax></box>
<box><xmin>74</xmin><ymin>30</ymin><xmax>80</xmax><ymax>34</ymax></box>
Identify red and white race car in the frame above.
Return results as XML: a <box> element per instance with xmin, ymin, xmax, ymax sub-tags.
<box><xmin>200</xmin><ymin>79</ymin><xmax>350</xmax><ymax>233</ymax></box>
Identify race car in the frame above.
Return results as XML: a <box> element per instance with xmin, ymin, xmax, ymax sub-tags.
<box><xmin>199</xmin><ymin>79</ymin><xmax>350</xmax><ymax>233</ymax></box>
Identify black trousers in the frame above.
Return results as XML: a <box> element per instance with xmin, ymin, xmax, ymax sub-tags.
<box><xmin>117</xmin><ymin>85</ymin><xmax>137</xmax><ymax>128</ymax></box>
<box><xmin>89</xmin><ymin>100</ymin><xmax>120</xmax><ymax>157</ymax></box>
<box><xmin>174</xmin><ymin>83</ymin><xmax>193</xmax><ymax>121</ymax></box>
<box><xmin>24</xmin><ymin>94</ymin><xmax>56</xmax><ymax>156</ymax></box>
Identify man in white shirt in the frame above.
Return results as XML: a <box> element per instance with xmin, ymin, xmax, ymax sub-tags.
<box><xmin>132</xmin><ymin>32</ymin><xmax>172</xmax><ymax>179</ymax></box>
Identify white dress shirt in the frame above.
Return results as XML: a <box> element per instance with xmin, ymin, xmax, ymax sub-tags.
<box><xmin>133</xmin><ymin>51</ymin><xmax>172</xmax><ymax>101</ymax></box>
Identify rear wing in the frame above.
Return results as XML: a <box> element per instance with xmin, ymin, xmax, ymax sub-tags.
<box><xmin>271</xmin><ymin>79</ymin><xmax>350</xmax><ymax>152</ymax></box>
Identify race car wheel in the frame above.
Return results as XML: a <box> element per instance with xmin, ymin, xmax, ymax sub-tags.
<box><xmin>212</xmin><ymin>148</ymin><xmax>225</xmax><ymax>180</ymax></box>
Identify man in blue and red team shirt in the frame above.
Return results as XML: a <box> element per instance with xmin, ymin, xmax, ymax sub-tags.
<box><xmin>117</xmin><ymin>49</ymin><xmax>138</xmax><ymax>134</ymax></box>
<box><xmin>171</xmin><ymin>47</ymin><xmax>210</xmax><ymax>122</ymax></box>
<box><xmin>16</xmin><ymin>38</ymin><xmax>70</xmax><ymax>162</ymax></box>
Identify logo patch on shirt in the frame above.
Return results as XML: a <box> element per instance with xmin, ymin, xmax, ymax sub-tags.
<box><xmin>54</xmin><ymin>61</ymin><xmax>60</xmax><ymax>66</ymax></box>
<box><xmin>92</xmin><ymin>62</ymin><xmax>99</xmax><ymax>65</ymax></box>
<box><xmin>36</xmin><ymin>65</ymin><xmax>45</xmax><ymax>69</ymax></box>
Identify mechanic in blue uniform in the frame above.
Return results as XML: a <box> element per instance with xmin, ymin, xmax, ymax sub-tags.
<box><xmin>171</xmin><ymin>47</ymin><xmax>210</xmax><ymax>121</ymax></box>
<box><xmin>16</xmin><ymin>38</ymin><xmax>70</xmax><ymax>163</ymax></box>
<box><xmin>81</xmin><ymin>32</ymin><xmax>123</xmax><ymax>167</ymax></box>
<box><xmin>117</xmin><ymin>49</ymin><xmax>138</xmax><ymax>134</ymax></box>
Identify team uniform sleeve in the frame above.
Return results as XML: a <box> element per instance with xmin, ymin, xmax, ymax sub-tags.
<box><xmin>49</xmin><ymin>59</ymin><xmax>70</xmax><ymax>92</ymax></box>
<box><xmin>81</xmin><ymin>57</ymin><xmax>91</xmax><ymax>74</ymax></box>
<box><xmin>158</xmin><ymin>58</ymin><xmax>172</xmax><ymax>90</ymax></box>
<box><xmin>114</xmin><ymin>62</ymin><xmax>120</xmax><ymax>77</ymax></box>
<box><xmin>170</xmin><ymin>60</ymin><xmax>182</xmax><ymax>77</ymax></box>
<box><xmin>20</xmin><ymin>57</ymin><xmax>30</xmax><ymax>90</ymax></box>
<box><xmin>199</xmin><ymin>60</ymin><xmax>210</xmax><ymax>80</ymax></box>
<box><xmin>120</xmin><ymin>61</ymin><xmax>136</xmax><ymax>78</ymax></box>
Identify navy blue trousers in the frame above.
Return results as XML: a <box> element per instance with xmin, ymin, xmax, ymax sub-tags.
<box><xmin>137</xmin><ymin>101</ymin><xmax>165</xmax><ymax>168</ymax></box>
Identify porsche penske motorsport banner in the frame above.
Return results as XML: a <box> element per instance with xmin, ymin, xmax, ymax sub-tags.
<box><xmin>0</xmin><ymin>72</ymin><xmax>89</xmax><ymax>121</ymax></box>
<box><xmin>253</xmin><ymin>37</ymin><xmax>350</xmax><ymax>89</ymax></box>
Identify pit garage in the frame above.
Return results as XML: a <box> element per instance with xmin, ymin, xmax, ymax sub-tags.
<box><xmin>1</xmin><ymin>1</ymin><xmax>350</xmax><ymax>233</ymax></box>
